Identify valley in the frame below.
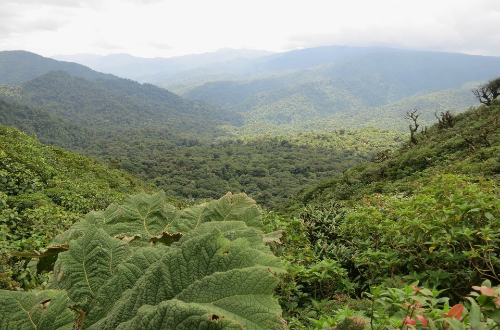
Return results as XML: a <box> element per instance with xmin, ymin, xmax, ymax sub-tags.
<box><xmin>0</xmin><ymin>46</ymin><xmax>500</xmax><ymax>330</ymax></box>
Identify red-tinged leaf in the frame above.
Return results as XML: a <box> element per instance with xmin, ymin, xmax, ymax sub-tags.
<box><xmin>403</xmin><ymin>317</ymin><xmax>417</xmax><ymax>326</ymax></box>
<box><xmin>411</xmin><ymin>285</ymin><xmax>420</xmax><ymax>293</ymax></box>
<box><xmin>444</xmin><ymin>304</ymin><xmax>464</xmax><ymax>319</ymax></box>
<box><xmin>472</xmin><ymin>286</ymin><xmax>481</xmax><ymax>291</ymax></box>
<box><xmin>480</xmin><ymin>286</ymin><xmax>494</xmax><ymax>296</ymax></box>
<box><xmin>415</xmin><ymin>314</ymin><xmax>428</xmax><ymax>327</ymax></box>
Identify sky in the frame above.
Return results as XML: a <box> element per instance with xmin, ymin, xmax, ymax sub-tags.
<box><xmin>1</xmin><ymin>0</ymin><xmax>499</xmax><ymax>58</ymax></box>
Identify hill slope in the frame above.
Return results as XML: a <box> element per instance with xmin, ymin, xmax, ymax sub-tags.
<box><xmin>0</xmin><ymin>124</ymin><xmax>151</xmax><ymax>289</ymax></box>
<box><xmin>177</xmin><ymin>48</ymin><xmax>500</xmax><ymax>132</ymax></box>
<box><xmin>0</xmin><ymin>97</ymin><xmax>93</xmax><ymax>151</ymax></box>
<box><xmin>0</xmin><ymin>50</ymin><xmax>116</xmax><ymax>85</ymax></box>
<box><xmin>294</xmin><ymin>99</ymin><xmax>500</xmax><ymax>207</ymax></box>
<box><xmin>0</xmin><ymin>70</ymin><xmax>244</xmax><ymax>140</ymax></box>
<box><xmin>263</xmin><ymin>97</ymin><xmax>500</xmax><ymax>328</ymax></box>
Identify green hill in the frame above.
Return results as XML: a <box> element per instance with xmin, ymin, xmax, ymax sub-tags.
<box><xmin>0</xmin><ymin>124</ymin><xmax>151</xmax><ymax>289</ymax></box>
<box><xmin>0</xmin><ymin>50</ymin><xmax>116</xmax><ymax>85</ymax></box>
<box><xmin>0</xmin><ymin>70</ymin><xmax>244</xmax><ymax>152</ymax></box>
<box><xmin>6</xmin><ymin>70</ymin><xmax>243</xmax><ymax>132</ymax></box>
<box><xmin>294</xmin><ymin>99</ymin><xmax>500</xmax><ymax>206</ymax></box>
<box><xmin>264</xmin><ymin>96</ymin><xmax>500</xmax><ymax>328</ymax></box>
<box><xmin>178</xmin><ymin>49</ymin><xmax>500</xmax><ymax>133</ymax></box>
<box><xmin>0</xmin><ymin>97</ymin><xmax>93</xmax><ymax>151</ymax></box>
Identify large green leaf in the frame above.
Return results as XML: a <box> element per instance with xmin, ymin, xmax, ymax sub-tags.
<box><xmin>83</xmin><ymin>247</ymin><xmax>164</xmax><ymax>327</ymax></box>
<box><xmin>0</xmin><ymin>290</ymin><xmax>75</xmax><ymax>330</ymax></box>
<box><xmin>87</xmin><ymin>225</ymin><xmax>285</xmax><ymax>329</ymax></box>
<box><xmin>48</xmin><ymin>225</ymin><xmax>132</xmax><ymax>311</ymax></box>
<box><xmin>1</xmin><ymin>192</ymin><xmax>285</xmax><ymax>330</ymax></box>
<box><xmin>24</xmin><ymin>191</ymin><xmax>263</xmax><ymax>273</ymax></box>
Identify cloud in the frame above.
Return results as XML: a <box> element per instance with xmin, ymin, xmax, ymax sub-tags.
<box><xmin>125</xmin><ymin>0</ymin><xmax>165</xmax><ymax>4</ymax></box>
<box><xmin>92</xmin><ymin>40</ymin><xmax>124</xmax><ymax>50</ymax></box>
<box><xmin>24</xmin><ymin>18</ymin><xmax>66</xmax><ymax>32</ymax></box>
<box><xmin>148</xmin><ymin>41</ymin><xmax>173</xmax><ymax>50</ymax></box>
<box><xmin>284</xmin><ymin>2</ymin><xmax>500</xmax><ymax>56</ymax></box>
<box><xmin>1</xmin><ymin>0</ymin><xmax>103</xmax><ymax>8</ymax></box>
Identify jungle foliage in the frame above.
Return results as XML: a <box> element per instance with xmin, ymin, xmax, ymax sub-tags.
<box><xmin>0</xmin><ymin>125</ymin><xmax>150</xmax><ymax>290</ymax></box>
<box><xmin>0</xmin><ymin>192</ymin><xmax>286</xmax><ymax>330</ymax></box>
<box><xmin>262</xmin><ymin>100</ymin><xmax>500</xmax><ymax>328</ymax></box>
<box><xmin>98</xmin><ymin>129</ymin><xmax>405</xmax><ymax>208</ymax></box>
<box><xmin>0</xmin><ymin>91</ymin><xmax>407</xmax><ymax>208</ymax></box>
<box><xmin>0</xmin><ymin>70</ymin><xmax>243</xmax><ymax>138</ymax></box>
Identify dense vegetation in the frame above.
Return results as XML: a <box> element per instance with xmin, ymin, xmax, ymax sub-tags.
<box><xmin>262</xmin><ymin>99</ymin><xmax>500</xmax><ymax>328</ymax></box>
<box><xmin>0</xmin><ymin>80</ymin><xmax>407</xmax><ymax>208</ymax></box>
<box><xmin>0</xmin><ymin>192</ymin><xmax>286</xmax><ymax>329</ymax></box>
<box><xmin>0</xmin><ymin>125</ymin><xmax>150</xmax><ymax>290</ymax></box>
<box><xmin>0</xmin><ymin>97</ymin><xmax>93</xmax><ymax>151</ymax></box>
<box><xmin>98</xmin><ymin>129</ymin><xmax>405</xmax><ymax>208</ymax></box>
<box><xmin>0</xmin><ymin>70</ymin><xmax>242</xmax><ymax>138</ymax></box>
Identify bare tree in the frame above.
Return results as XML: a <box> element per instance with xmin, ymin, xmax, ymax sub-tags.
<box><xmin>405</xmin><ymin>109</ymin><xmax>420</xmax><ymax>144</ymax></box>
<box><xmin>472</xmin><ymin>77</ymin><xmax>500</xmax><ymax>106</ymax></box>
<box><xmin>434</xmin><ymin>110</ymin><xmax>455</xmax><ymax>129</ymax></box>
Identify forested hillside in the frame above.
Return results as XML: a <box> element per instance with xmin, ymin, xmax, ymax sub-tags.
<box><xmin>0</xmin><ymin>124</ymin><xmax>151</xmax><ymax>290</ymax></box>
<box><xmin>96</xmin><ymin>129</ymin><xmax>405</xmax><ymax>208</ymax></box>
<box><xmin>0</xmin><ymin>70</ymin><xmax>242</xmax><ymax>136</ymax></box>
<box><xmin>0</xmin><ymin>97</ymin><xmax>92</xmax><ymax>151</ymax></box>
<box><xmin>263</xmin><ymin>96</ymin><xmax>500</xmax><ymax>328</ymax></box>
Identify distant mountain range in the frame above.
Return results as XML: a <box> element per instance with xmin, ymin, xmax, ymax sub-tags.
<box><xmin>0</xmin><ymin>50</ymin><xmax>116</xmax><ymax>85</ymax></box>
<box><xmin>47</xmin><ymin>46</ymin><xmax>500</xmax><ymax>134</ymax></box>
<box><xmin>0</xmin><ymin>50</ymin><xmax>244</xmax><ymax>150</ymax></box>
<box><xmin>52</xmin><ymin>48</ymin><xmax>275</xmax><ymax>81</ymax></box>
<box><xmin>2</xmin><ymin>47</ymin><xmax>500</xmax><ymax>144</ymax></box>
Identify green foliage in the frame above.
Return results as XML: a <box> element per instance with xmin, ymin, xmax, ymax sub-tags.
<box><xmin>0</xmin><ymin>290</ymin><xmax>75</xmax><ymax>330</ymax></box>
<box><xmin>269</xmin><ymin>100</ymin><xmax>500</xmax><ymax>328</ymax></box>
<box><xmin>0</xmin><ymin>192</ymin><xmax>286</xmax><ymax>330</ymax></box>
<box><xmin>0</xmin><ymin>97</ymin><xmax>92</xmax><ymax>150</ymax></box>
<box><xmin>0</xmin><ymin>125</ymin><xmax>149</xmax><ymax>290</ymax></box>
<box><xmin>364</xmin><ymin>281</ymin><xmax>500</xmax><ymax>330</ymax></box>
<box><xmin>104</xmin><ymin>129</ymin><xmax>405</xmax><ymax>208</ymax></box>
<box><xmin>295</xmin><ymin>101</ymin><xmax>500</xmax><ymax>206</ymax></box>
<box><xmin>331</xmin><ymin>175</ymin><xmax>500</xmax><ymax>294</ymax></box>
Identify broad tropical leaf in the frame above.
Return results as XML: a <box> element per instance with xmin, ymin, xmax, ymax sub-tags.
<box><xmin>0</xmin><ymin>192</ymin><xmax>285</xmax><ymax>330</ymax></box>
<box><xmin>0</xmin><ymin>290</ymin><xmax>75</xmax><ymax>330</ymax></box>
<box><xmin>87</xmin><ymin>226</ymin><xmax>284</xmax><ymax>329</ymax></box>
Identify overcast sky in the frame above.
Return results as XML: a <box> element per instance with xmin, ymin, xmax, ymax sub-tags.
<box><xmin>1</xmin><ymin>0</ymin><xmax>499</xmax><ymax>58</ymax></box>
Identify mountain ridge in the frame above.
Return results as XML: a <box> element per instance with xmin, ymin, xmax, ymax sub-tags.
<box><xmin>0</xmin><ymin>50</ymin><xmax>117</xmax><ymax>85</ymax></box>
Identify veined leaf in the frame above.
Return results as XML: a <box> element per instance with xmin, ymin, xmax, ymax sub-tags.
<box><xmin>48</xmin><ymin>225</ymin><xmax>132</xmax><ymax>311</ymax></box>
<box><xmin>0</xmin><ymin>290</ymin><xmax>75</xmax><ymax>330</ymax></box>
<box><xmin>87</xmin><ymin>226</ymin><xmax>284</xmax><ymax>329</ymax></box>
<box><xmin>466</xmin><ymin>297</ymin><xmax>487</xmax><ymax>330</ymax></box>
<box><xmin>84</xmin><ymin>247</ymin><xmax>164</xmax><ymax>328</ymax></box>
<box><xmin>2</xmin><ymin>192</ymin><xmax>284</xmax><ymax>330</ymax></box>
